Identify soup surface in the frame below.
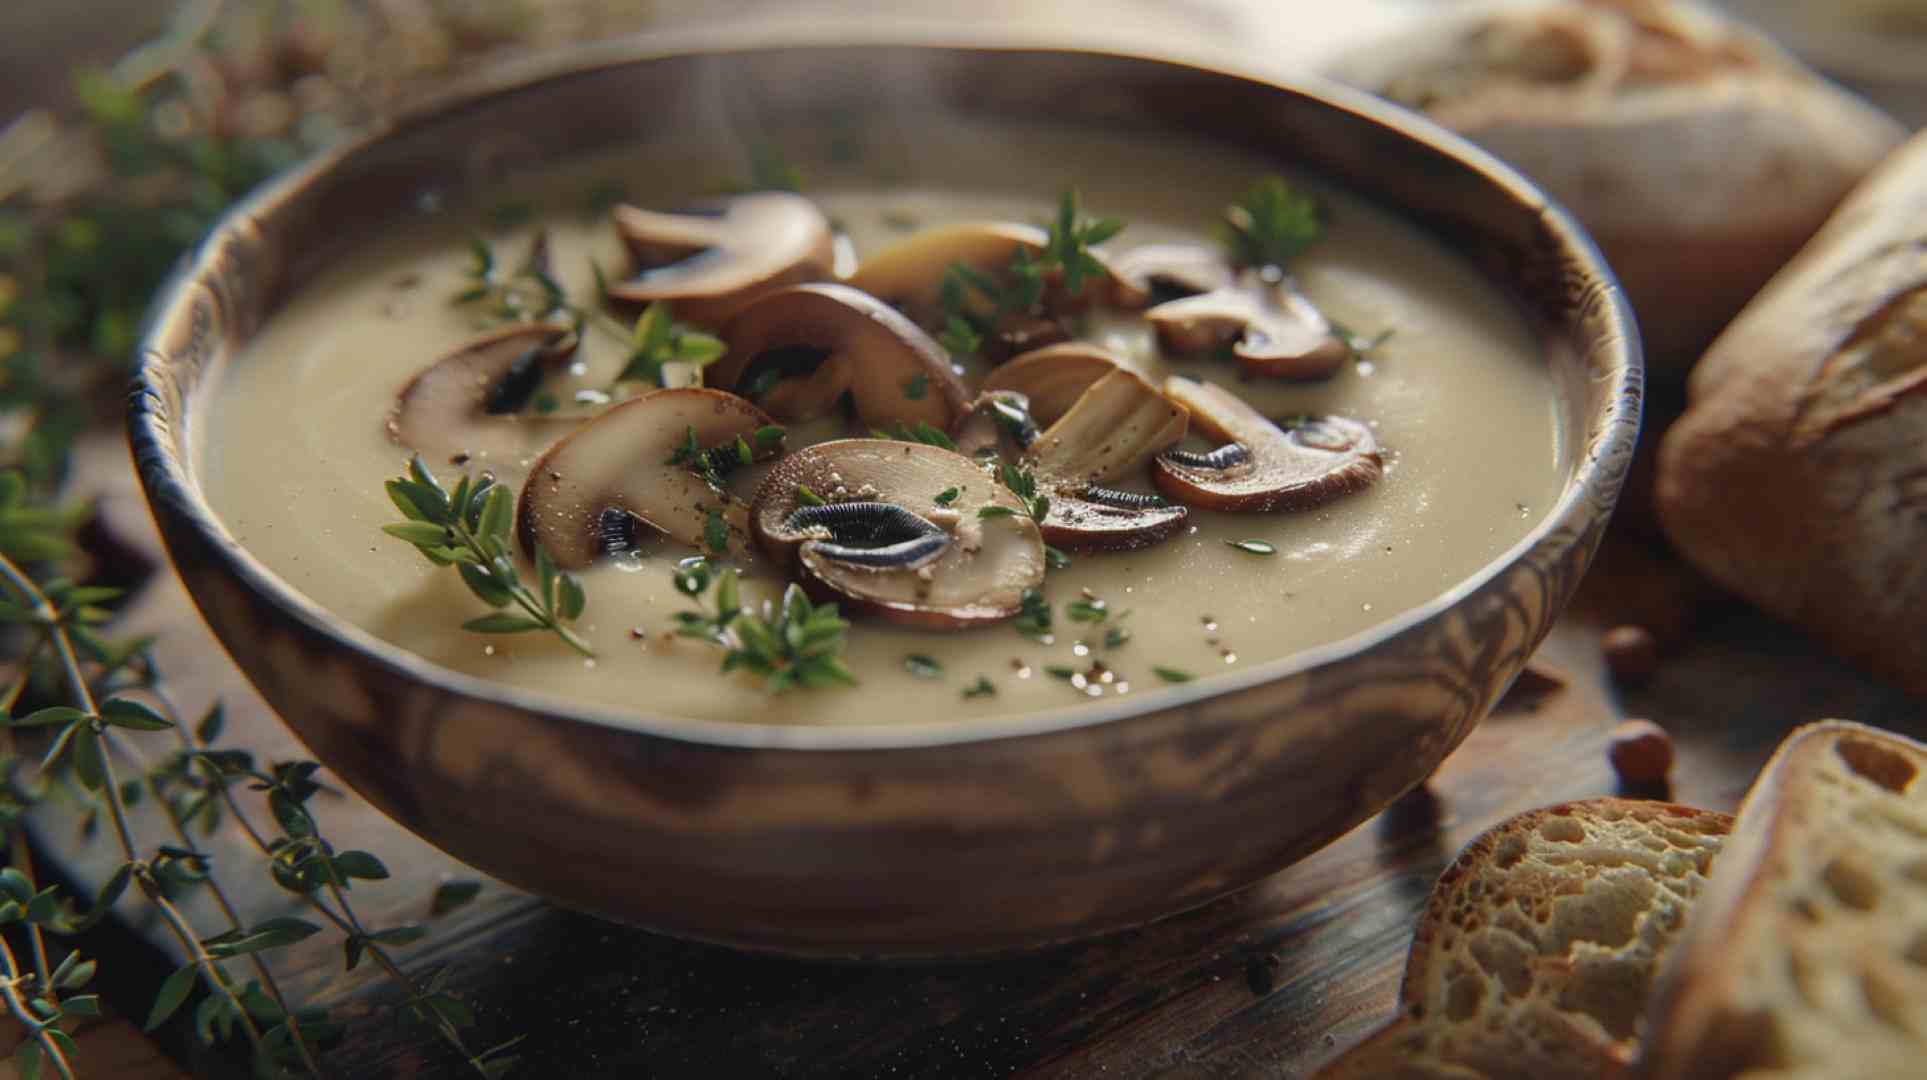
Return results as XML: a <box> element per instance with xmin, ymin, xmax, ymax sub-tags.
<box><xmin>201</xmin><ymin>118</ymin><xmax>1566</xmax><ymax>727</ymax></box>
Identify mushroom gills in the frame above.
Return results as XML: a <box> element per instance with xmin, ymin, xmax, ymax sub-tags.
<box><xmin>710</xmin><ymin>283</ymin><xmax>967</xmax><ymax>430</ymax></box>
<box><xmin>750</xmin><ymin>440</ymin><xmax>1045</xmax><ymax>628</ymax></box>
<box><xmin>388</xmin><ymin>322</ymin><xmax>578</xmax><ymax>470</ymax></box>
<box><xmin>1152</xmin><ymin>375</ymin><xmax>1381</xmax><ymax>512</ymax></box>
<box><xmin>1021</xmin><ymin>368</ymin><xmax>1191</xmax><ymax>552</ymax></box>
<box><xmin>516</xmin><ymin>387</ymin><xmax>783</xmax><ymax>568</ymax></box>
<box><xmin>1161</xmin><ymin>443</ymin><xmax>1251</xmax><ymax>471</ymax></box>
<box><xmin>783</xmin><ymin>502</ymin><xmax>950</xmax><ymax>569</ymax></box>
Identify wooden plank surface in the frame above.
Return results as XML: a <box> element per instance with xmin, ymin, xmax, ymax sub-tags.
<box><xmin>31</xmin><ymin>437</ymin><xmax>1924</xmax><ymax>1077</ymax></box>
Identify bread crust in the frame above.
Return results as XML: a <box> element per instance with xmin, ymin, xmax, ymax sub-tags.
<box><xmin>1655</xmin><ymin>130</ymin><xmax>1927</xmax><ymax>695</ymax></box>
<box><xmin>1315</xmin><ymin>798</ymin><xmax>1732</xmax><ymax>1078</ymax></box>
<box><xmin>1324</xmin><ymin>0</ymin><xmax>1902</xmax><ymax>371</ymax></box>
<box><xmin>1639</xmin><ymin>721</ymin><xmax>1927</xmax><ymax>1079</ymax></box>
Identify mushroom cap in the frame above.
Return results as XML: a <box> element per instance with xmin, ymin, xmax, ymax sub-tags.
<box><xmin>608</xmin><ymin>193</ymin><xmax>834</xmax><ymax>326</ymax></box>
<box><xmin>387</xmin><ymin>322</ymin><xmax>578</xmax><ymax>471</ymax></box>
<box><xmin>1106</xmin><ymin>243</ymin><xmax>1236</xmax><ymax>309</ymax></box>
<box><xmin>844</xmin><ymin>221</ymin><xmax>1129</xmax><ymax>330</ymax></box>
<box><xmin>1146</xmin><ymin>275</ymin><xmax>1351</xmax><ymax>380</ymax></box>
<box><xmin>1024</xmin><ymin>367</ymin><xmax>1191</xmax><ymax>552</ymax></box>
<box><xmin>517</xmin><ymin>387</ymin><xmax>781</xmax><ymax>568</ymax></box>
<box><xmin>751</xmin><ymin>440</ymin><xmax>1045</xmax><ymax>628</ymax></box>
<box><xmin>843</xmin><ymin>222</ymin><xmax>1048</xmax><ymax>325</ymax></box>
<box><xmin>981</xmin><ymin>342</ymin><xmax>1131</xmax><ymax>428</ymax></box>
<box><xmin>1152</xmin><ymin>376</ymin><xmax>1381</xmax><ymax>512</ymax></box>
<box><xmin>708</xmin><ymin>283</ymin><xmax>968</xmax><ymax>430</ymax></box>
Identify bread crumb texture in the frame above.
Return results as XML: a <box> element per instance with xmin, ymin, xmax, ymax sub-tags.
<box><xmin>1317</xmin><ymin>798</ymin><xmax>1731</xmax><ymax>1080</ymax></box>
<box><xmin>1642</xmin><ymin>721</ymin><xmax>1927</xmax><ymax>1080</ymax></box>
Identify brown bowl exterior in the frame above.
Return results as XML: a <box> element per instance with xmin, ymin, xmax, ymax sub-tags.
<box><xmin>128</xmin><ymin>38</ymin><xmax>1640</xmax><ymax>957</ymax></box>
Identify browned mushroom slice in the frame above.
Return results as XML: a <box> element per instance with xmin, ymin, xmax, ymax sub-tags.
<box><xmin>1023</xmin><ymin>369</ymin><xmax>1190</xmax><ymax>551</ymax></box>
<box><xmin>981</xmin><ymin>342</ymin><xmax>1130</xmax><ymax>428</ymax></box>
<box><xmin>951</xmin><ymin>390</ymin><xmax>1039</xmax><ymax>462</ymax></box>
<box><xmin>845</xmin><ymin>222</ymin><xmax>1126</xmax><ymax>331</ymax></box>
<box><xmin>707</xmin><ymin>283</ymin><xmax>968</xmax><ymax>430</ymax></box>
<box><xmin>1147</xmin><ymin>274</ymin><xmax>1351</xmax><ymax>380</ymax></box>
<box><xmin>517</xmin><ymin>388</ymin><xmax>782</xmax><ymax>568</ymax></box>
<box><xmin>608</xmin><ymin>193</ymin><xmax>834</xmax><ymax>326</ymax></box>
<box><xmin>1107</xmin><ymin>243</ymin><xmax>1236</xmax><ymax>309</ymax></box>
<box><xmin>1152</xmin><ymin>376</ymin><xmax>1380</xmax><ymax>512</ymax></box>
<box><xmin>387</xmin><ymin>322</ymin><xmax>577</xmax><ymax>469</ymax></box>
<box><xmin>751</xmin><ymin>440</ymin><xmax>1045</xmax><ymax>628</ymax></box>
<box><xmin>844</xmin><ymin>222</ymin><xmax>1047</xmax><ymax>324</ymax></box>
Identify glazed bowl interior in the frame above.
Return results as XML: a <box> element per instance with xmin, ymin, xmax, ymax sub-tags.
<box><xmin>131</xmin><ymin>34</ymin><xmax>1640</xmax><ymax>956</ymax></box>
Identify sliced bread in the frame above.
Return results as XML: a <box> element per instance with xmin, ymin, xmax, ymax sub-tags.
<box><xmin>1640</xmin><ymin>721</ymin><xmax>1927</xmax><ymax>1079</ymax></box>
<box><xmin>1317</xmin><ymin>798</ymin><xmax>1733</xmax><ymax>1079</ymax></box>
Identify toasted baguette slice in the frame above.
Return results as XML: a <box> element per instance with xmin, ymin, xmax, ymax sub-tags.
<box><xmin>1641</xmin><ymin>722</ymin><xmax>1927</xmax><ymax>1079</ymax></box>
<box><xmin>1317</xmin><ymin>799</ymin><xmax>1733</xmax><ymax>1080</ymax></box>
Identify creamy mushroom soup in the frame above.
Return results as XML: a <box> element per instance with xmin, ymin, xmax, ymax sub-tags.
<box><xmin>201</xmin><ymin>118</ymin><xmax>1566</xmax><ymax>726</ymax></box>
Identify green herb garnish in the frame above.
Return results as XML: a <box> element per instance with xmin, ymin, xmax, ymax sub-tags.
<box><xmin>874</xmin><ymin>421</ymin><xmax>957</xmax><ymax>451</ymax></box>
<box><xmin>1044</xmin><ymin>666</ymin><xmax>1078</xmax><ymax>681</ymax></box>
<box><xmin>667</xmin><ymin>423</ymin><xmax>785</xmax><ymax>493</ymax></box>
<box><xmin>1227</xmin><ymin>539</ymin><xmax>1277</xmax><ymax>555</ymax></box>
<box><xmin>1042</xmin><ymin>188</ymin><xmax>1123</xmax><ymax>296</ymax></box>
<box><xmin>612</xmin><ymin>300</ymin><xmax>727</xmax><ymax>389</ymax></box>
<box><xmin>671</xmin><ymin>564</ymin><xmax>856</xmax><ymax>692</ymax></box>
<box><xmin>383</xmin><ymin>455</ymin><xmax>592</xmax><ymax>657</ymax></box>
<box><xmin>1221</xmin><ymin>175</ymin><xmax>1323</xmax><ymax>271</ymax></box>
<box><xmin>933</xmin><ymin>486</ymin><xmax>961</xmax><ymax>507</ymax></box>
<box><xmin>962</xmin><ymin>676</ymin><xmax>997</xmax><ymax>699</ymax></box>
<box><xmin>796</xmin><ymin>484</ymin><xmax>828</xmax><ymax>507</ymax></box>
<box><xmin>978</xmin><ymin>463</ymin><xmax>1068</xmax><ymax>569</ymax></box>
<box><xmin>1104</xmin><ymin>625</ymin><xmax>1132</xmax><ymax>649</ymax></box>
<box><xmin>902</xmin><ymin>373</ymin><xmax>930</xmax><ymax>401</ymax></box>
<box><xmin>1152</xmin><ymin>666</ymin><xmax>1196</xmax><ymax>684</ymax></box>
<box><xmin>1066</xmin><ymin>598</ymin><xmax>1109</xmax><ymax>623</ymax></box>
<box><xmin>1014</xmin><ymin>588</ymin><xmax>1052</xmax><ymax>642</ymax></box>
<box><xmin>904</xmin><ymin>655</ymin><xmax>943</xmax><ymax>680</ymax></box>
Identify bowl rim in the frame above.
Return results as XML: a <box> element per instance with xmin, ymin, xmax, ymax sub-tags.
<box><xmin>130</xmin><ymin>27</ymin><xmax>1642</xmax><ymax>754</ymax></box>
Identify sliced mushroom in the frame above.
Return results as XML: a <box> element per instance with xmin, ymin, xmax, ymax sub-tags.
<box><xmin>844</xmin><ymin>221</ymin><xmax>1123</xmax><ymax>347</ymax></box>
<box><xmin>981</xmin><ymin>342</ymin><xmax>1130</xmax><ymax>428</ymax></box>
<box><xmin>608</xmin><ymin>193</ymin><xmax>834</xmax><ymax>326</ymax></box>
<box><xmin>517</xmin><ymin>388</ymin><xmax>782</xmax><ymax>568</ymax></box>
<box><xmin>751</xmin><ymin>440</ymin><xmax>1045</xmax><ymax>628</ymax></box>
<box><xmin>1023</xmin><ymin>369</ymin><xmax>1190</xmax><ymax>551</ymax></box>
<box><xmin>1146</xmin><ymin>272</ymin><xmax>1351</xmax><ymax>380</ymax></box>
<box><xmin>951</xmin><ymin>390</ymin><xmax>1039</xmax><ymax>462</ymax></box>
<box><xmin>1151</xmin><ymin>376</ymin><xmax>1381</xmax><ymax>512</ymax></box>
<box><xmin>1107</xmin><ymin>243</ymin><xmax>1236</xmax><ymax>309</ymax></box>
<box><xmin>388</xmin><ymin>322</ymin><xmax>578</xmax><ymax>469</ymax></box>
<box><xmin>707</xmin><ymin>283</ymin><xmax>968</xmax><ymax>430</ymax></box>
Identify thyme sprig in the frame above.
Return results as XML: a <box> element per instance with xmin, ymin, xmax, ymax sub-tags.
<box><xmin>383</xmin><ymin>455</ymin><xmax>593</xmax><ymax>657</ymax></box>
<box><xmin>670</xmin><ymin>563</ymin><xmax>857</xmax><ymax>693</ymax></box>
<box><xmin>1221</xmin><ymin>175</ymin><xmax>1324</xmax><ymax>272</ymax></box>
<box><xmin>977</xmin><ymin>463</ymin><xmax>1068</xmax><ymax>569</ymax></box>
<box><xmin>610</xmin><ymin>300</ymin><xmax>726</xmax><ymax>390</ymax></box>
<box><xmin>937</xmin><ymin>189</ymin><xmax>1123</xmax><ymax>358</ymax></box>
<box><xmin>667</xmin><ymin>424</ymin><xmax>786</xmax><ymax>495</ymax></box>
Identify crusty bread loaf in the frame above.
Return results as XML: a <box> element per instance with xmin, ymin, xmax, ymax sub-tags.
<box><xmin>1316</xmin><ymin>799</ymin><xmax>1733</xmax><ymax>1079</ymax></box>
<box><xmin>1323</xmin><ymin>0</ymin><xmax>1902</xmax><ymax>372</ymax></box>
<box><xmin>1654</xmin><ymin>129</ymin><xmax>1927</xmax><ymax>696</ymax></box>
<box><xmin>1640</xmin><ymin>721</ymin><xmax>1927</xmax><ymax>1080</ymax></box>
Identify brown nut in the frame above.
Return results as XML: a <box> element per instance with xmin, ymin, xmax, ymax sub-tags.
<box><xmin>1607</xmin><ymin>719</ymin><xmax>1675</xmax><ymax>785</ymax></box>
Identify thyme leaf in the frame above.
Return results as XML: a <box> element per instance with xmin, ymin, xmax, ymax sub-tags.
<box><xmin>671</xmin><ymin>564</ymin><xmax>857</xmax><ymax>693</ymax></box>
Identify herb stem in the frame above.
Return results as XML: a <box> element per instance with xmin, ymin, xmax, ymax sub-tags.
<box><xmin>0</xmin><ymin>553</ymin><xmax>267</xmax><ymax>1057</ymax></box>
<box><xmin>165</xmin><ymin>682</ymin><xmax>489</xmax><ymax>1076</ymax></box>
<box><xmin>125</xmin><ymin>677</ymin><xmax>324</xmax><ymax>1076</ymax></box>
<box><xmin>1</xmin><ymin>650</ymin><xmax>55</xmax><ymax>990</ymax></box>
<box><xmin>0</xmin><ymin>932</ymin><xmax>74</xmax><ymax>1080</ymax></box>
<box><xmin>456</xmin><ymin>515</ymin><xmax>592</xmax><ymax>657</ymax></box>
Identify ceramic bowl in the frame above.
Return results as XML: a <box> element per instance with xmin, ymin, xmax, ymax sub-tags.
<box><xmin>129</xmin><ymin>32</ymin><xmax>1640</xmax><ymax>957</ymax></box>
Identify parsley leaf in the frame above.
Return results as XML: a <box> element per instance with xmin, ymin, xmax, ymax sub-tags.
<box><xmin>1220</xmin><ymin>175</ymin><xmax>1323</xmax><ymax>271</ymax></box>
